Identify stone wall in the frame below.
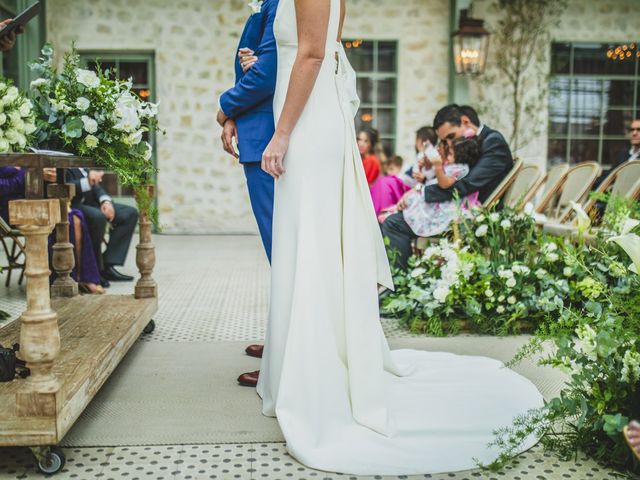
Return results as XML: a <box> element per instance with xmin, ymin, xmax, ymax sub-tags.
<box><xmin>46</xmin><ymin>0</ymin><xmax>450</xmax><ymax>234</ymax></box>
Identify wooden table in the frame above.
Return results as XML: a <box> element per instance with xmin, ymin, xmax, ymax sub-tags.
<box><xmin>0</xmin><ymin>153</ymin><xmax>158</xmax><ymax>475</ymax></box>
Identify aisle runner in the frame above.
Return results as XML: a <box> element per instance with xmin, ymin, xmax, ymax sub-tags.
<box><xmin>62</xmin><ymin>336</ymin><xmax>566</xmax><ymax>447</ymax></box>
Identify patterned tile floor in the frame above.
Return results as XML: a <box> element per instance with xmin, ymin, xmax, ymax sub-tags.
<box><xmin>0</xmin><ymin>235</ymin><xmax>633</xmax><ymax>479</ymax></box>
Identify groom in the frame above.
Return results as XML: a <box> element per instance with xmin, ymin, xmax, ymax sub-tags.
<box><xmin>216</xmin><ymin>0</ymin><xmax>279</xmax><ymax>387</ymax></box>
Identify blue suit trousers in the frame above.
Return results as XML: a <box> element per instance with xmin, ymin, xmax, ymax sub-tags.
<box><xmin>243</xmin><ymin>162</ymin><xmax>274</xmax><ymax>263</ymax></box>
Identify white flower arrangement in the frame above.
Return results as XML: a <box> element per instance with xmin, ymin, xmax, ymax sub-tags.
<box><xmin>29</xmin><ymin>45</ymin><xmax>160</xmax><ymax>210</ymax></box>
<box><xmin>0</xmin><ymin>78</ymin><xmax>36</xmax><ymax>153</ymax></box>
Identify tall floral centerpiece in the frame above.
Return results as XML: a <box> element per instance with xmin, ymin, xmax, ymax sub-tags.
<box><xmin>29</xmin><ymin>45</ymin><xmax>159</xmax><ymax>218</ymax></box>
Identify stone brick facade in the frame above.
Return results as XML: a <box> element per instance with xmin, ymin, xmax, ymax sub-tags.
<box><xmin>46</xmin><ymin>0</ymin><xmax>640</xmax><ymax>232</ymax></box>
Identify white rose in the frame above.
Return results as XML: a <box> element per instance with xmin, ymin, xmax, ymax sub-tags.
<box><xmin>15</xmin><ymin>132</ymin><xmax>26</xmax><ymax>148</ymax></box>
<box><xmin>5</xmin><ymin>129</ymin><xmax>19</xmax><ymax>144</ymax></box>
<box><xmin>546</xmin><ymin>253</ymin><xmax>559</xmax><ymax>262</ymax></box>
<box><xmin>76</xmin><ymin>97</ymin><xmax>91</xmax><ymax>112</ymax></box>
<box><xmin>0</xmin><ymin>112</ymin><xmax>6</xmax><ymax>126</ymax></box>
<box><xmin>24</xmin><ymin>122</ymin><xmax>37</xmax><ymax>134</ymax></box>
<box><xmin>476</xmin><ymin>214</ymin><xmax>485</xmax><ymax>223</ymax></box>
<box><xmin>11</xmin><ymin>118</ymin><xmax>24</xmax><ymax>132</ymax></box>
<box><xmin>485</xmin><ymin>289</ymin><xmax>494</xmax><ymax>298</ymax></box>
<box><xmin>496</xmin><ymin>306</ymin><xmax>505</xmax><ymax>314</ymax></box>
<box><xmin>4</xmin><ymin>86</ymin><xmax>19</xmax><ymax>102</ymax></box>
<box><xmin>8</xmin><ymin>111</ymin><xmax>20</xmax><ymax>125</ymax></box>
<box><xmin>524</xmin><ymin>202</ymin><xmax>535</xmax><ymax>216</ymax></box>
<box><xmin>81</xmin><ymin>115</ymin><xmax>98</xmax><ymax>134</ymax></box>
<box><xmin>489</xmin><ymin>213</ymin><xmax>500</xmax><ymax>222</ymax></box>
<box><xmin>507</xmin><ymin>296</ymin><xmax>516</xmax><ymax>305</ymax></box>
<box><xmin>410</xmin><ymin>267</ymin><xmax>426</xmax><ymax>279</ymax></box>
<box><xmin>127</xmin><ymin>130</ymin><xmax>143</xmax><ymax>145</ymax></box>
<box><xmin>19</xmin><ymin>99</ymin><xmax>32</xmax><ymax>117</ymax></box>
<box><xmin>432</xmin><ymin>287</ymin><xmax>450</xmax><ymax>303</ymax></box>
<box><xmin>500</xmin><ymin>219</ymin><xmax>511</xmax><ymax>229</ymax></box>
<box><xmin>475</xmin><ymin>225</ymin><xmax>488</xmax><ymax>237</ymax></box>
<box><xmin>563</xmin><ymin>267</ymin><xmax>573</xmax><ymax>277</ymax></box>
<box><xmin>85</xmin><ymin>134</ymin><xmax>99</xmax><ymax>149</ymax></box>
<box><xmin>535</xmin><ymin>268</ymin><xmax>547</xmax><ymax>279</ymax></box>
<box><xmin>498</xmin><ymin>295</ymin><xmax>505</xmax><ymax>302</ymax></box>
<box><xmin>30</xmin><ymin>78</ymin><xmax>49</xmax><ymax>89</ymax></box>
<box><xmin>76</xmin><ymin>69</ymin><xmax>100</xmax><ymax>89</ymax></box>
<box><xmin>506</xmin><ymin>277</ymin><xmax>517</xmax><ymax>288</ymax></box>
<box><xmin>0</xmin><ymin>138</ymin><xmax>9</xmax><ymax>152</ymax></box>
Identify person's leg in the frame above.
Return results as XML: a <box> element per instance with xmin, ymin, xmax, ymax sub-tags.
<box><xmin>381</xmin><ymin>212</ymin><xmax>417</xmax><ymax>270</ymax></box>
<box><xmin>103</xmin><ymin>203</ymin><xmax>139</xmax><ymax>267</ymax></box>
<box><xmin>624</xmin><ymin>420</ymin><xmax>640</xmax><ymax>460</ymax></box>
<box><xmin>243</xmin><ymin>162</ymin><xmax>275</xmax><ymax>263</ymax></box>
<box><xmin>77</xmin><ymin>204</ymin><xmax>108</xmax><ymax>271</ymax></box>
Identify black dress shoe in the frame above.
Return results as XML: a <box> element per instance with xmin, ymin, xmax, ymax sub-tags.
<box><xmin>99</xmin><ymin>276</ymin><xmax>111</xmax><ymax>288</ymax></box>
<box><xmin>101</xmin><ymin>265</ymin><xmax>134</xmax><ymax>282</ymax></box>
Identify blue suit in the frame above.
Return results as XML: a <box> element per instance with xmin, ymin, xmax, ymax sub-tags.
<box><xmin>219</xmin><ymin>0</ymin><xmax>278</xmax><ymax>262</ymax></box>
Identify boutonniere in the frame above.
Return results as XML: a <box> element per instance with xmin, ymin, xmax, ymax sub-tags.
<box><xmin>248</xmin><ymin>0</ymin><xmax>263</xmax><ymax>14</ymax></box>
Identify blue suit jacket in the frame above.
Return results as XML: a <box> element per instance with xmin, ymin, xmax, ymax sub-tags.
<box><xmin>219</xmin><ymin>0</ymin><xmax>278</xmax><ymax>164</ymax></box>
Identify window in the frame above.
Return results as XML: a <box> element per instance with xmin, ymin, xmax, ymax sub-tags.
<box><xmin>79</xmin><ymin>52</ymin><xmax>156</xmax><ymax>199</ymax></box>
<box><xmin>548</xmin><ymin>42</ymin><xmax>640</xmax><ymax>167</ymax></box>
<box><xmin>343</xmin><ymin>40</ymin><xmax>398</xmax><ymax>156</ymax></box>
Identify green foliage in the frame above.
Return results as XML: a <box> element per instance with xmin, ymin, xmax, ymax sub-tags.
<box><xmin>29</xmin><ymin>44</ymin><xmax>161</xmax><ymax>223</ymax></box>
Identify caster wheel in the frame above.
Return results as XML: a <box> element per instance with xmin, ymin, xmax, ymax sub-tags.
<box><xmin>143</xmin><ymin>320</ymin><xmax>156</xmax><ymax>334</ymax></box>
<box><xmin>35</xmin><ymin>447</ymin><xmax>66</xmax><ymax>475</ymax></box>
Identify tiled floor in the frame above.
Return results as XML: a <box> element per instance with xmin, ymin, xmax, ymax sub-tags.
<box><xmin>0</xmin><ymin>235</ymin><xmax>631</xmax><ymax>479</ymax></box>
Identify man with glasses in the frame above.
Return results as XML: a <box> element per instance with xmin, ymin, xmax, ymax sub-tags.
<box><xmin>381</xmin><ymin>104</ymin><xmax>512</xmax><ymax>270</ymax></box>
<box><xmin>613</xmin><ymin>119</ymin><xmax>640</xmax><ymax>168</ymax></box>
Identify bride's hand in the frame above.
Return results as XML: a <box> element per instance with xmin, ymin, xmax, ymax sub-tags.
<box><xmin>262</xmin><ymin>133</ymin><xmax>289</xmax><ymax>179</ymax></box>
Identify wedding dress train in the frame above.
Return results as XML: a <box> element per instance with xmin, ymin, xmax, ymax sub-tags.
<box><xmin>256</xmin><ymin>0</ymin><xmax>544</xmax><ymax>474</ymax></box>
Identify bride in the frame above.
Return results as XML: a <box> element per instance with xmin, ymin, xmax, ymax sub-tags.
<box><xmin>257</xmin><ymin>0</ymin><xmax>543</xmax><ymax>475</ymax></box>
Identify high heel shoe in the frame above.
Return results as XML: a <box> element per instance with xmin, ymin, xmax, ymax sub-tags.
<box><xmin>79</xmin><ymin>282</ymin><xmax>105</xmax><ymax>295</ymax></box>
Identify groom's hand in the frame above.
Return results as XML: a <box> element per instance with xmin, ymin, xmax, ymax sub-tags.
<box><xmin>216</xmin><ymin>109</ymin><xmax>229</xmax><ymax>127</ymax></box>
<box><xmin>221</xmin><ymin>119</ymin><xmax>239</xmax><ymax>158</ymax></box>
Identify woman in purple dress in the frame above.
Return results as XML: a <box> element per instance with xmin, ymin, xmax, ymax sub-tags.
<box><xmin>0</xmin><ymin>166</ymin><xmax>103</xmax><ymax>293</ymax></box>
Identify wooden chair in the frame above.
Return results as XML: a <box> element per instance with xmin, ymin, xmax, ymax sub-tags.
<box><xmin>534</xmin><ymin>163</ymin><xmax>570</xmax><ymax>214</ymax></box>
<box><xmin>536</xmin><ymin>161</ymin><xmax>602</xmax><ymax>224</ymax></box>
<box><xmin>482</xmin><ymin>158</ymin><xmax>524</xmax><ymax>209</ymax></box>
<box><xmin>0</xmin><ymin>215</ymin><xmax>25</xmax><ymax>287</ymax></box>
<box><xmin>582</xmin><ymin>160</ymin><xmax>640</xmax><ymax>216</ymax></box>
<box><xmin>503</xmin><ymin>163</ymin><xmax>545</xmax><ymax>209</ymax></box>
<box><xmin>543</xmin><ymin>160</ymin><xmax>640</xmax><ymax>240</ymax></box>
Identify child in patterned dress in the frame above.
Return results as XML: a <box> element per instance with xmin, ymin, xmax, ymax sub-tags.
<box><xmin>400</xmin><ymin>133</ymin><xmax>481</xmax><ymax>237</ymax></box>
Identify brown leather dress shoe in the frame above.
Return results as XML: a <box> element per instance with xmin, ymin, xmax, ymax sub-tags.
<box><xmin>245</xmin><ymin>344</ymin><xmax>264</xmax><ymax>358</ymax></box>
<box><xmin>237</xmin><ymin>370</ymin><xmax>260</xmax><ymax>387</ymax></box>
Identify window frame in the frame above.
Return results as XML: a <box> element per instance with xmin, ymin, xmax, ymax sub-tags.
<box><xmin>548</xmin><ymin>41</ymin><xmax>640</xmax><ymax>166</ymax></box>
<box><xmin>344</xmin><ymin>39</ymin><xmax>399</xmax><ymax>154</ymax></box>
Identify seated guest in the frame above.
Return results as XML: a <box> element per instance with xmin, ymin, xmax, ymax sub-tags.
<box><xmin>612</xmin><ymin>118</ymin><xmax>640</xmax><ymax>169</ymax></box>
<box><xmin>65</xmin><ymin>168</ymin><xmax>139</xmax><ymax>285</ymax></box>
<box><xmin>400</xmin><ymin>134</ymin><xmax>481</xmax><ymax>238</ymax></box>
<box><xmin>370</xmin><ymin>155</ymin><xmax>410</xmax><ymax>221</ymax></box>
<box><xmin>357</xmin><ymin>128</ymin><xmax>382</xmax><ymax>186</ymax></box>
<box><xmin>401</xmin><ymin>126</ymin><xmax>438</xmax><ymax>188</ymax></box>
<box><xmin>1</xmin><ymin>166</ymin><xmax>103</xmax><ymax>293</ymax></box>
<box><xmin>382</xmin><ymin>104</ymin><xmax>513</xmax><ymax>270</ymax></box>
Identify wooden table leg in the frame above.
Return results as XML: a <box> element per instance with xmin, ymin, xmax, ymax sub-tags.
<box><xmin>135</xmin><ymin>209</ymin><xmax>157</xmax><ymax>299</ymax></box>
<box><xmin>9</xmin><ymin>199</ymin><xmax>61</xmax><ymax>393</ymax></box>
<box><xmin>48</xmin><ymin>184</ymin><xmax>78</xmax><ymax>298</ymax></box>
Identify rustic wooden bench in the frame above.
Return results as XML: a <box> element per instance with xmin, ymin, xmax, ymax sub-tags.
<box><xmin>0</xmin><ymin>153</ymin><xmax>157</xmax><ymax>475</ymax></box>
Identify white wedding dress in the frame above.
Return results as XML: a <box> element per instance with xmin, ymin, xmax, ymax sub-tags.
<box><xmin>256</xmin><ymin>0</ymin><xmax>544</xmax><ymax>475</ymax></box>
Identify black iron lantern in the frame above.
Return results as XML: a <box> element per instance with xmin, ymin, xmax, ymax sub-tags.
<box><xmin>452</xmin><ymin>9</ymin><xmax>490</xmax><ymax>75</ymax></box>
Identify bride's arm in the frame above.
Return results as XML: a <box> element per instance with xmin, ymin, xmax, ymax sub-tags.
<box><xmin>262</xmin><ymin>0</ymin><xmax>331</xmax><ymax>179</ymax></box>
